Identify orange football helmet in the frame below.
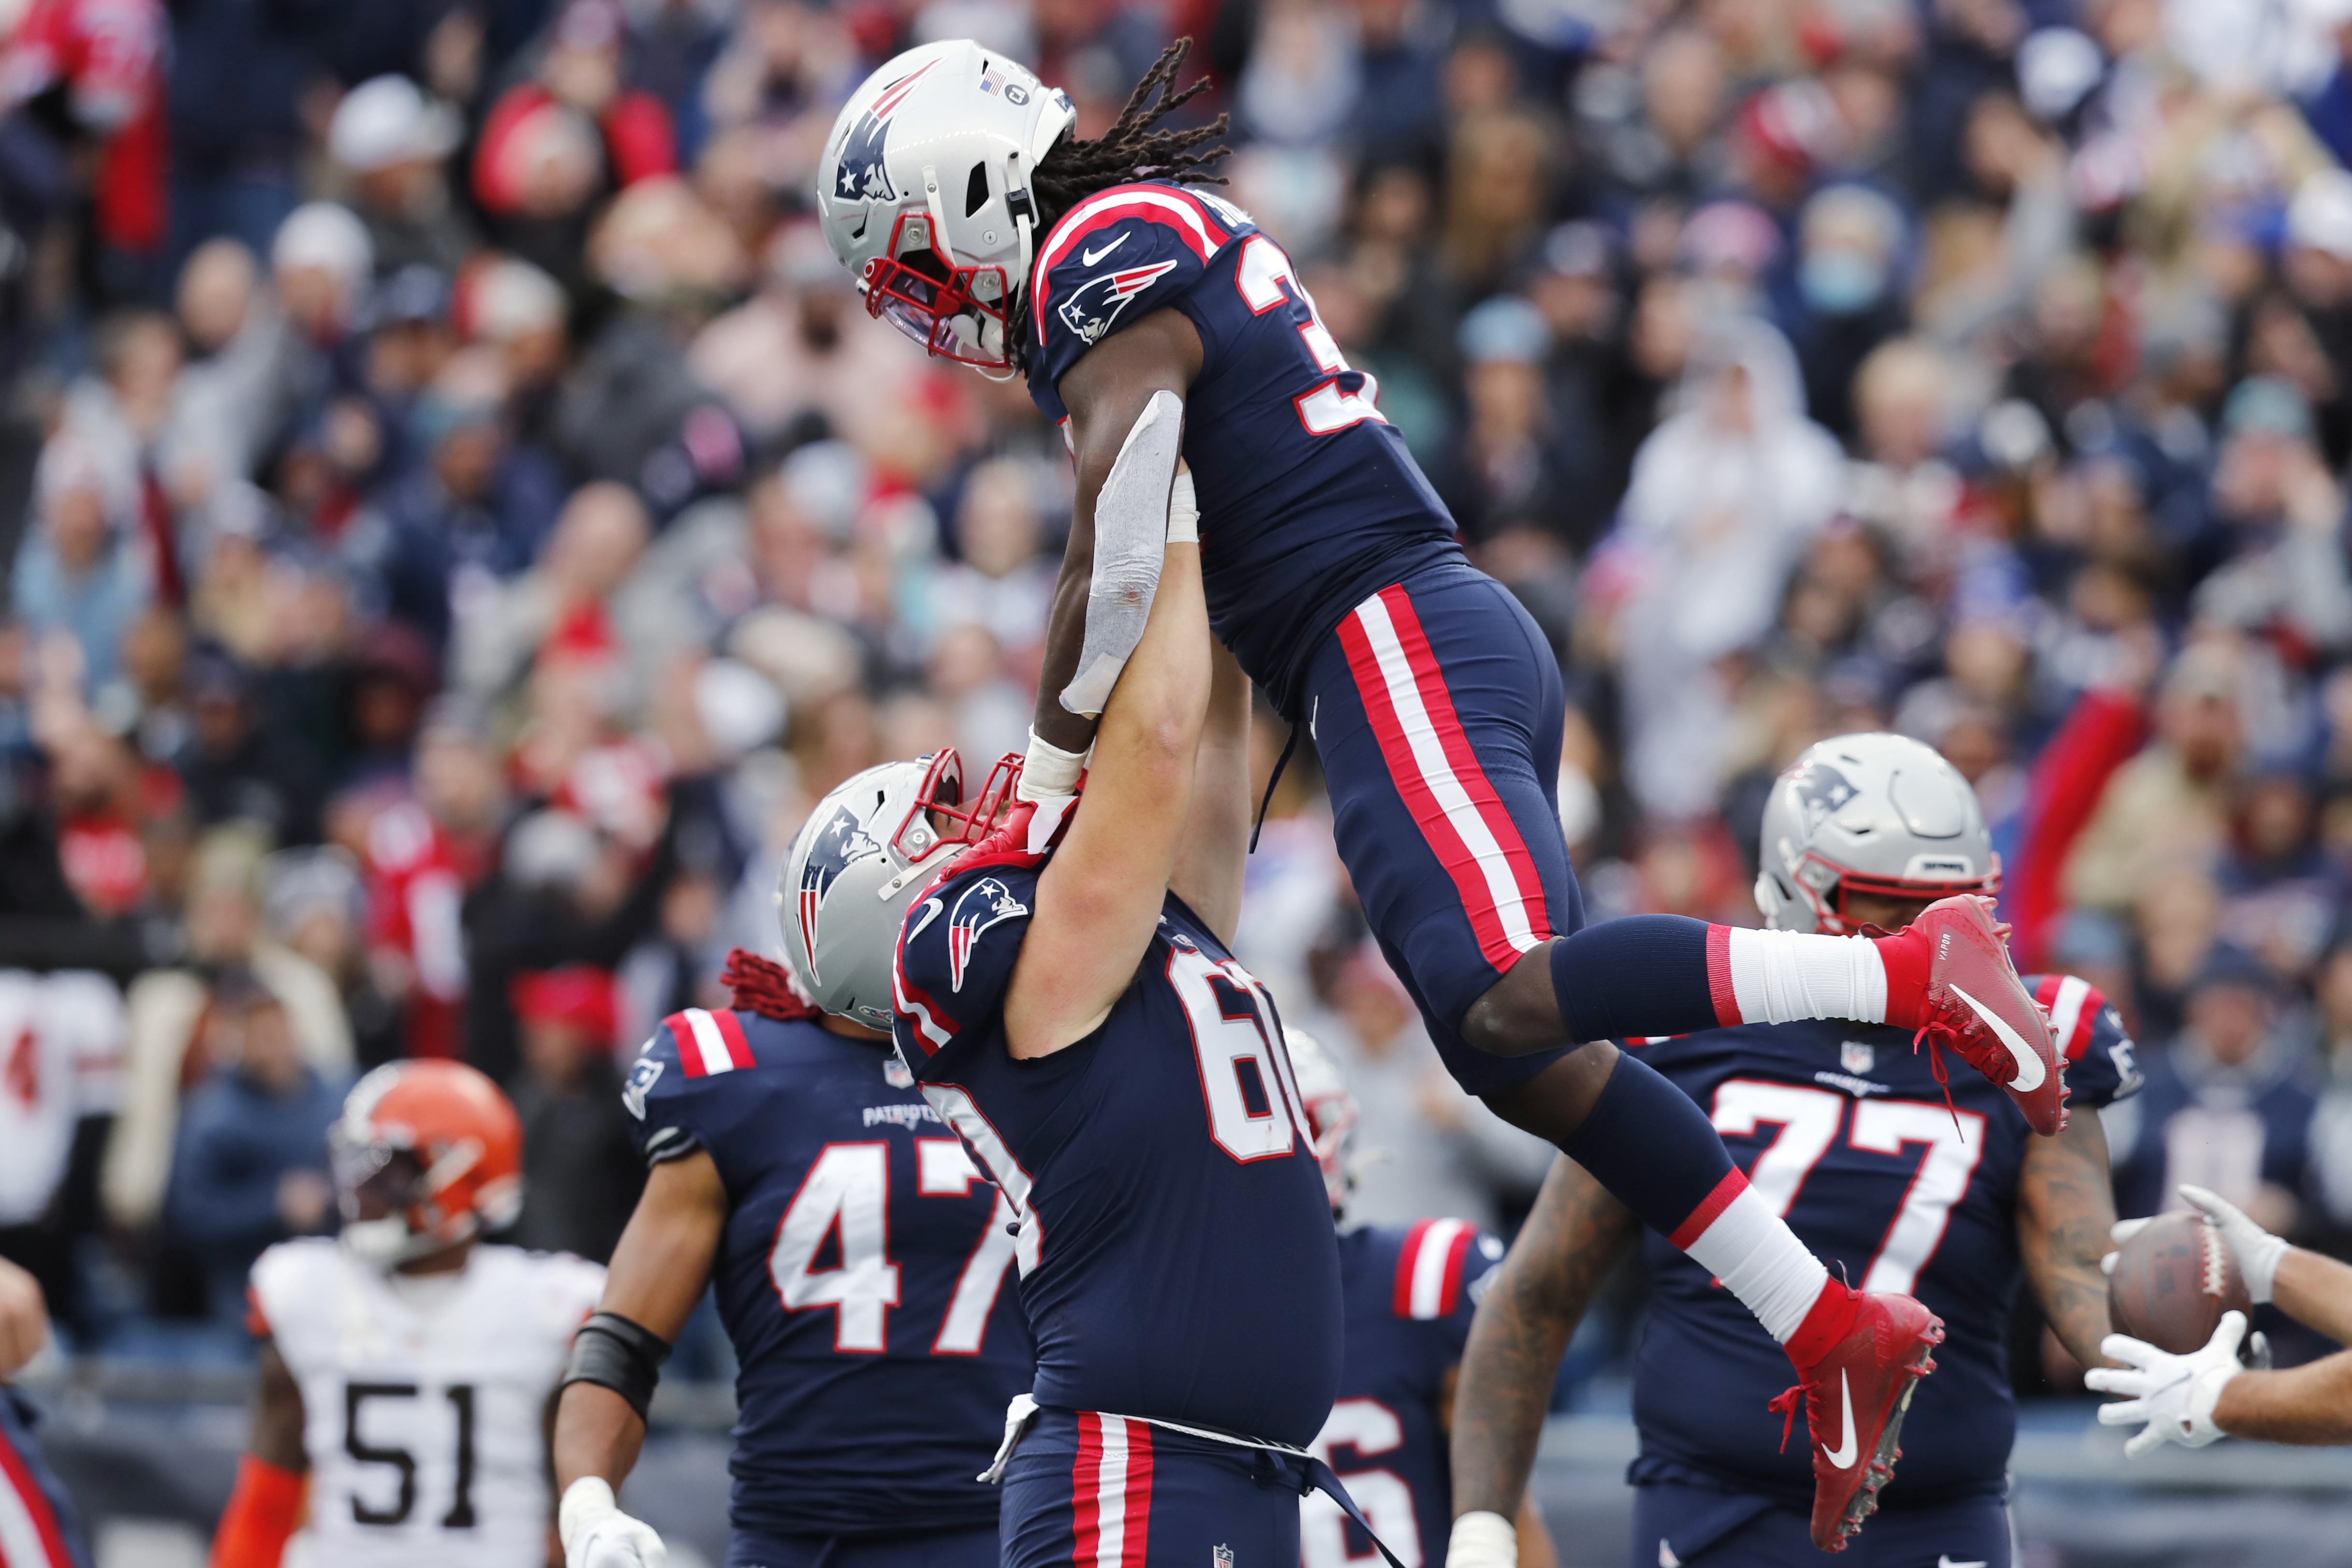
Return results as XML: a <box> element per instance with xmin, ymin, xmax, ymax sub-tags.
<box><xmin>332</xmin><ymin>1059</ymin><xmax>525</xmax><ymax>1266</ymax></box>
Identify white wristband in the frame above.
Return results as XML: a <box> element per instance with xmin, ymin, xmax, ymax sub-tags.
<box><xmin>559</xmin><ymin>1477</ymin><xmax>618</xmax><ymax>1554</ymax></box>
<box><xmin>1448</xmin><ymin>1509</ymin><xmax>1518</xmax><ymax>1567</ymax></box>
<box><xmin>1017</xmin><ymin>729</ymin><xmax>1086</xmax><ymax>800</ymax></box>
<box><xmin>1167</xmin><ymin>468</ymin><xmax>1198</xmax><ymax>545</ymax></box>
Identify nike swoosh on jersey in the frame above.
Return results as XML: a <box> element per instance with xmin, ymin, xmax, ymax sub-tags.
<box><xmin>1948</xmin><ymin>982</ymin><xmax>2046</xmax><ymax>1090</ymax></box>
<box><xmin>907</xmin><ymin>897</ymin><xmax>944</xmax><ymax>941</ymax></box>
<box><xmin>1939</xmin><ymin>1558</ymin><xmax>1988</xmax><ymax>1568</ymax></box>
<box><xmin>1822</xmin><ymin>1371</ymin><xmax>1859</xmax><ymax>1469</ymax></box>
<box><xmin>1081</xmin><ymin>234</ymin><xmax>1129</xmax><ymax>266</ymax></box>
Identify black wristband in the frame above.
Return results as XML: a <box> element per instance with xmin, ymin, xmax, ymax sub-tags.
<box><xmin>560</xmin><ymin>1311</ymin><xmax>674</xmax><ymax>1421</ymax></box>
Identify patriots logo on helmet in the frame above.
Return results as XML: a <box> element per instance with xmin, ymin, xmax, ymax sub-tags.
<box><xmin>947</xmin><ymin>876</ymin><xmax>1029</xmax><ymax>991</ymax></box>
<box><xmin>798</xmin><ymin>805</ymin><xmax>884</xmax><ymax>981</ymax></box>
<box><xmin>833</xmin><ymin>60</ymin><xmax>937</xmax><ymax>204</ymax></box>
<box><xmin>1057</xmin><ymin>259</ymin><xmax>1180</xmax><ymax>345</ymax></box>
<box><xmin>1789</xmin><ymin>761</ymin><xmax>1858</xmax><ymax>836</ymax></box>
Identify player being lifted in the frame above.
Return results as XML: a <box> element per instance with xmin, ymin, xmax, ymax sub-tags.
<box><xmin>1285</xmin><ymin>1031</ymin><xmax>1558</xmax><ymax>1568</ymax></box>
<box><xmin>1446</xmin><ymin>736</ymin><xmax>2142</xmax><ymax>1567</ymax></box>
<box><xmin>212</xmin><ymin>1061</ymin><xmax>607</xmax><ymax>1568</ymax></box>
<box><xmin>550</xmin><ymin>927</ymin><xmax>1033</xmax><ymax>1567</ymax></box>
<box><xmin>819</xmin><ymin>37</ymin><xmax>2063</xmax><ymax>1548</ymax></box>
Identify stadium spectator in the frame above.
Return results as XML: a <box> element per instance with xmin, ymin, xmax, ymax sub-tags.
<box><xmin>505</xmin><ymin>964</ymin><xmax>641</xmax><ymax>1263</ymax></box>
<box><xmin>162</xmin><ymin>968</ymin><xmax>343</xmax><ymax>1322</ymax></box>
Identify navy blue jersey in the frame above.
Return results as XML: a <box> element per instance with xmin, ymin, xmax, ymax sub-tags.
<box><xmin>1304</xmin><ymin>1220</ymin><xmax>1505</xmax><ymax>1568</ymax></box>
<box><xmin>1622</xmin><ymin>975</ymin><xmax>2142</xmax><ymax>1510</ymax></box>
<box><xmin>624</xmin><ymin>1006</ymin><xmax>1033</xmax><ymax>1538</ymax></box>
<box><xmin>892</xmin><ymin>863</ymin><xmax>1343</xmax><ymax>1446</ymax></box>
<box><xmin>1026</xmin><ymin>181</ymin><xmax>1462</xmax><ymax>716</ymax></box>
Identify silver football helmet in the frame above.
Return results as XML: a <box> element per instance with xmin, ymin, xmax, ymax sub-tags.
<box><xmin>777</xmin><ymin>748</ymin><xmax>1021</xmax><ymax>1029</ymax></box>
<box><xmin>1284</xmin><ymin>1029</ymin><xmax>1358</xmax><ymax>1213</ymax></box>
<box><xmin>1754</xmin><ymin>732</ymin><xmax>1997</xmax><ymax>935</ymax></box>
<box><xmin>816</xmin><ymin>40</ymin><xmax>1075</xmax><ymax>371</ymax></box>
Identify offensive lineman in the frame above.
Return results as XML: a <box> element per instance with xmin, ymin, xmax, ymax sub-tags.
<box><xmin>1286</xmin><ymin>1031</ymin><xmax>1557</xmax><ymax>1568</ymax></box>
<box><xmin>819</xmin><ymin>39</ymin><xmax>2059</xmax><ymax>1547</ymax></box>
<box><xmin>1445</xmin><ymin>736</ymin><xmax>2141</xmax><ymax>1568</ymax></box>
<box><xmin>882</xmin><ymin>526</ymin><xmax>1365</xmax><ymax>1562</ymax></box>
<box><xmin>550</xmin><ymin>934</ymin><xmax>1033</xmax><ymax>1568</ymax></box>
<box><xmin>212</xmin><ymin>1060</ymin><xmax>606</xmax><ymax>1568</ymax></box>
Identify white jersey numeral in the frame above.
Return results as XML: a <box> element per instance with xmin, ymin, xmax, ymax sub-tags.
<box><xmin>767</xmin><ymin>1135</ymin><xmax>1028</xmax><ymax>1356</ymax></box>
<box><xmin>1709</xmin><ymin>1080</ymin><xmax>1986</xmax><ymax>1295</ymax></box>
<box><xmin>1303</xmin><ymin>1398</ymin><xmax>1424</xmax><ymax>1568</ymax></box>
<box><xmin>770</xmin><ymin>1143</ymin><xmax>900</xmax><ymax>1351</ymax></box>
<box><xmin>1164</xmin><ymin>944</ymin><xmax>1307</xmax><ymax>1161</ymax></box>
<box><xmin>1231</xmin><ymin>234</ymin><xmax>1385</xmax><ymax>435</ymax></box>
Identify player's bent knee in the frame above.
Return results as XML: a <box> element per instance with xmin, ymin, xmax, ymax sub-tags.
<box><xmin>1460</xmin><ymin>946</ymin><xmax>1567</xmax><ymax>1057</ymax></box>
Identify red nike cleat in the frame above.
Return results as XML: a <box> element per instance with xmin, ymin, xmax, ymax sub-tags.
<box><xmin>1771</xmin><ymin>1292</ymin><xmax>1944</xmax><ymax>1553</ymax></box>
<box><xmin>1883</xmin><ymin>895</ymin><xmax>2068</xmax><ymax>1135</ymax></box>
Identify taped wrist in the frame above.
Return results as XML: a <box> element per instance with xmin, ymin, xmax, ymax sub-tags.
<box><xmin>1061</xmin><ymin>389</ymin><xmax>1184</xmax><ymax>718</ymax></box>
<box><xmin>1018</xmin><ymin>729</ymin><xmax>1087</xmax><ymax>801</ymax></box>
<box><xmin>1166</xmin><ymin>468</ymin><xmax>1198</xmax><ymax>545</ymax></box>
<box><xmin>560</xmin><ymin>1310</ymin><xmax>673</xmax><ymax>1421</ymax></box>
<box><xmin>1447</xmin><ymin>1510</ymin><xmax>1518</xmax><ymax>1568</ymax></box>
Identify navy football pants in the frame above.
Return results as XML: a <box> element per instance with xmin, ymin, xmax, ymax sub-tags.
<box><xmin>1633</xmin><ymin>1482</ymin><xmax>2012</xmax><ymax>1568</ymax></box>
<box><xmin>727</xmin><ymin>1522</ymin><xmax>999</xmax><ymax>1568</ymax></box>
<box><xmin>1001</xmin><ymin>1407</ymin><xmax>1311</xmax><ymax>1568</ymax></box>
<box><xmin>1307</xmin><ymin>562</ymin><xmax>1584</xmax><ymax>1097</ymax></box>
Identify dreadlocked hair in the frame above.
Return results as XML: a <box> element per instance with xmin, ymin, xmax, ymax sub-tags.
<box><xmin>721</xmin><ymin>947</ymin><xmax>820</xmax><ymax>1023</ymax></box>
<box><xmin>1011</xmin><ymin>37</ymin><xmax>1230</xmax><ymax>363</ymax></box>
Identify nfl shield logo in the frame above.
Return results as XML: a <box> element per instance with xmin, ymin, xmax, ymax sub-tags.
<box><xmin>1212</xmin><ymin>1550</ymin><xmax>1234</xmax><ymax>1568</ymax></box>
<box><xmin>884</xmin><ymin>1055</ymin><xmax>914</xmax><ymax>1089</ymax></box>
<box><xmin>1840</xmin><ymin>1040</ymin><xmax>1874</xmax><ymax>1076</ymax></box>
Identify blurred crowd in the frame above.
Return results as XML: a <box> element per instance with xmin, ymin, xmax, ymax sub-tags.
<box><xmin>1</xmin><ymin>0</ymin><xmax>2352</xmax><ymax>1382</ymax></box>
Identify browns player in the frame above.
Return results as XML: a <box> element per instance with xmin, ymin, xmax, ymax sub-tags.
<box><xmin>212</xmin><ymin>1060</ymin><xmax>603</xmax><ymax>1568</ymax></box>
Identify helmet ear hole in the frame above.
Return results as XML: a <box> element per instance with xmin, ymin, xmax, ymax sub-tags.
<box><xmin>964</xmin><ymin>162</ymin><xmax>990</xmax><ymax>217</ymax></box>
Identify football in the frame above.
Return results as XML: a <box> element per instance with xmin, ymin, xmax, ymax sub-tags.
<box><xmin>2106</xmin><ymin>1211</ymin><xmax>2251</xmax><ymax>1354</ymax></box>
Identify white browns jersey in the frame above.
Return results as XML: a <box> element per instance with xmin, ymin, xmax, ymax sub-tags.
<box><xmin>0</xmin><ymin>969</ymin><xmax>122</xmax><ymax>1226</ymax></box>
<box><xmin>248</xmin><ymin>1239</ymin><xmax>605</xmax><ymax>1568</ymax></box>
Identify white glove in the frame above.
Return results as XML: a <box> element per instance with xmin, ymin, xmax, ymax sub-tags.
<box><xmin>2176</xmin><ymin>1184</ymin><xmax>2288</xmax><ymax>1304</ymax></box>
<box><xmin>560</xmin><ymin>1477</ymin><xmax>668</xmax><ymax>1568</ymax></box>
<box><xmin>1017</xmin><ymin>729</ymin><xmax>1087</xmax><ymax>801</ymax></box>
<box><xmin>2085</xmin><ymin>1310</ymin><xmax>2245</xmax><ymax>1458</ymax></box>
<box><xmin>1446</xmin><ymin>1510</ymin><xmax>1518</xmax><ymax>1568</ymax></box>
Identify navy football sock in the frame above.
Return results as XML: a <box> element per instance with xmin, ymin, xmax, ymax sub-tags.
<box><xmin>1548</xmin><ymin>916</ymin><xmax>1722</xmax><ymax>1043</ymax></box>
<box><xmin>1560</xmin><ymin>1050</ymin><xmax>1738</xmax><ymax>1238</ymax></box>
<box><xmin>1564</xmin><ymin>1051</ymin><xmax>1830</xmax><ymax>1343</ymax></box>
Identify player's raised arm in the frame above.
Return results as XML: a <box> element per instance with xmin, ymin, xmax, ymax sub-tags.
<box><xmin>1165</xmin><ymin>636</ymin><xmax>1251</xmax><ymax>945</ymax></box>
<box><xmin>1447</xmin><ymin>1158</ymin><xmax>1638</xmax><ymax>1566</ymax></box>
<box><xmin>2017</xmin><ymin>1108</ymin><xmax>2123</xmax><ymax>1371</ymax></box>
<box><xmin>1005</xmin><ymin>539</ymin><xmax>1210</xmax><ymax>1056</ymax></box>
<box><xmin>1026</xmin><ymin>313</ymin><xmax>1203</xmax><ymax>765</ymax></box>
<box><xmin>553</xmin><ymin>1148</ymin><xmax>727</xmax><ymax>1567</ymax></box>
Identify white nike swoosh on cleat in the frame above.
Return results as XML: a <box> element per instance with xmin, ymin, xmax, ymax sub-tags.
<box><xmin>1822</xmin><ymin>1371</ymin><xmax>1859</xmax><ymax>1469</ymax></box>
<box><xmin>1938</xmin><ymin>1558</ymin><xmax>1987</xmax><ymax>1568</ymax></box>
<box><xmin>1948</xmin><ymin>983</ymin><xmax>2046</xmax><ymax>1091</ymax></box>
<box><xmin>1081</xmin><ymin>234</ymin><xmax>1129</xmax><ymax>266</ymax></box>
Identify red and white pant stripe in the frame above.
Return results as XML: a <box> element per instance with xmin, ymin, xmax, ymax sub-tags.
<box><xmin>1072</xmin><ymin>1412</ymin><xmax>1154</xmax><ymax>1567</ymax></box>
<box><xmin>1339</xmin><ymin>586</ymin><xmax>1551</xmax><ymax>971</ymax></box>
<box><xmin>0</xmin><ymin>1433</ymin><xmax>74</xmax><ymax>1568</ymax></box>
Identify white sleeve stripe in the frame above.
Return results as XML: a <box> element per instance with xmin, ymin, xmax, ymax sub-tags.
<box><xmin>1409</xmin><ymin>1217</ymin><xmax>1469</xmax><ymax>1319</ymax></box>
<box><xmin>681</xmin><ymin>1008</ymin><xmax>736</xmax><ymax>1076</ymax></box>
<box><xmin>2047</xmin><ymin>976</ymin><xmax>2091</xmax><ymax>1057</ymax></box>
